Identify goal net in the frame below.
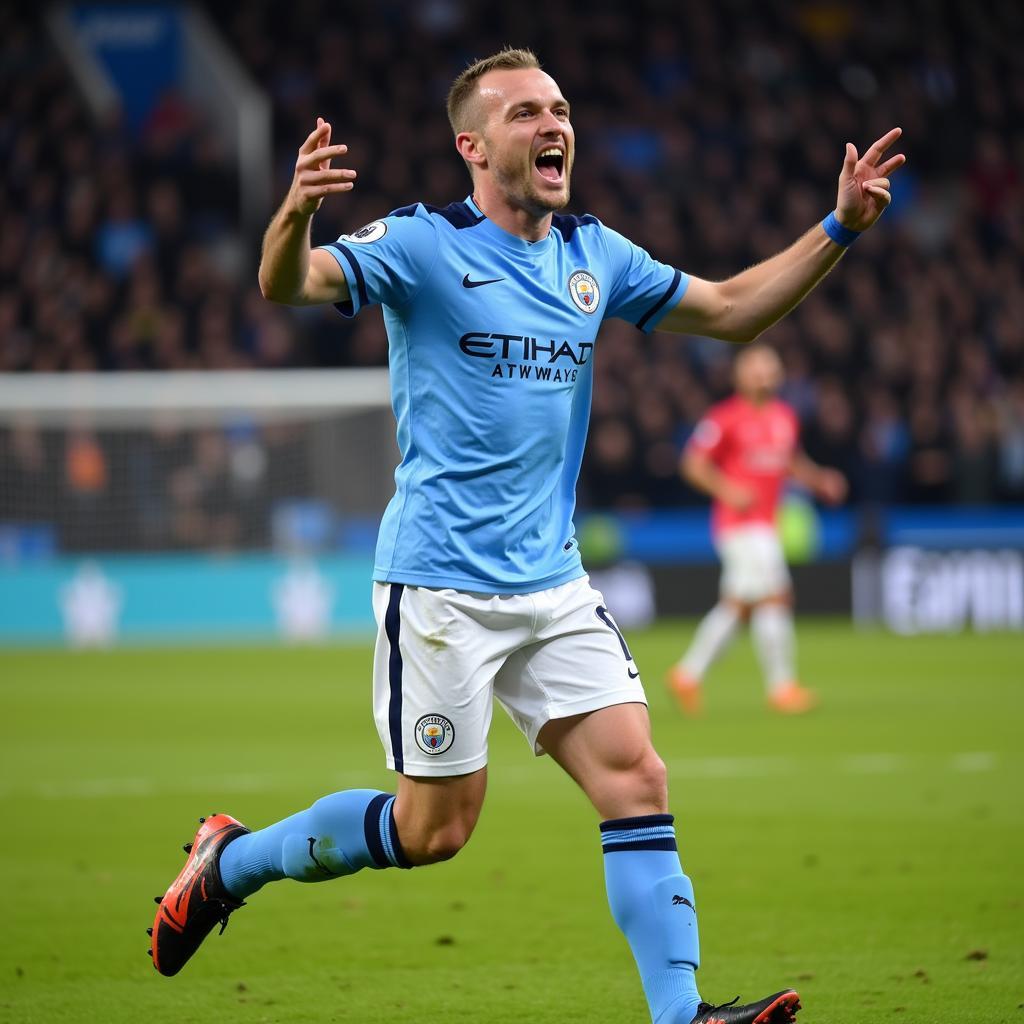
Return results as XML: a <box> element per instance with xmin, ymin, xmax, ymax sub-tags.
<box><xmin>0</xmin><ymin>370</ymin><xmax>396</xmax><ymax>644</ymax></box>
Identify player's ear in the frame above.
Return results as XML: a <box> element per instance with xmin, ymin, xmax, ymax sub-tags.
<box><xmin>456</xmin><ymin>131</ymin><xmax>487</xmax><ymax>170</ymax></box>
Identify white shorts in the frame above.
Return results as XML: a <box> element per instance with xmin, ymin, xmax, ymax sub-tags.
<box><xmin>370</xmin><ymin>576</ymin><xmax>647</xmax><ymax>777</ymax></box>
<box><xmin>716</xmin><ymin>524</ymin><xmax>791</xmax><ymax>603</ymax></box>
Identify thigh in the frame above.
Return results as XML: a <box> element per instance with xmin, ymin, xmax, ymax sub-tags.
<box><xmin>494</xmin><ymin>577</ymin><xmax>647</xmax><ymax>755</ymax></box>
<box><xmin>371</xmin><ymin>583</ymin><xmax>527</xmax><ymax>777</ymax></box>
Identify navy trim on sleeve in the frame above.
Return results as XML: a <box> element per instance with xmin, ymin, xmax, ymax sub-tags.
<box><xmin>324</xmin><ymin>241</ymin><xmax>369</xmax><ymax>307</ymax></box>
<box><xmin>636</xmin><ymin>268</ymin><xmax>682</xmax><ymax>331</ymax></box>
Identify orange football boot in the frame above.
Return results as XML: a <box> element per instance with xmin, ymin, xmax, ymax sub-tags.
<box><xmin>767</xmin><ymin>683</ymin><xmax>818</xmax><ymax>715</ymax></box>
<box><xmin>667</xmin><ymin>666</ymin><xmax>703</xmax><ymax>716</ymax></box>
<box><xmin>149</xmin><ymin>813</ymin><xmax>249</xmax><ymax>976</ymax></box>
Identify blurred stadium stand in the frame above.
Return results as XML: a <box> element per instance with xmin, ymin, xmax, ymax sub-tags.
<box><xmin>0</xmin><ymin>1</ymin><xmax>1021</xmax><ymax>642</ymax></box>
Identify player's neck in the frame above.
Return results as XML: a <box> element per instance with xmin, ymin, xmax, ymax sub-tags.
<box><xmin>471</xmin><ymin>187</ymin><xmax>553</xmax><ymax>242</ymax></box>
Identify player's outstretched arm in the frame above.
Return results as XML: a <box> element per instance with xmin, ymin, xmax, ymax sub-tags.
<box><xmin>259</xmin><ymin>118</ymin><xmax>358</xmax><ymax>306</ymax></box>
<box><xmin>791</xmin><ymin>452</ymin><xmax>848</xmax><ymax>505</ymax></box>
<box><xmin>660</xmin><ymin>128</ymin><xmax>906</xmax><ymax>343</ymax></box>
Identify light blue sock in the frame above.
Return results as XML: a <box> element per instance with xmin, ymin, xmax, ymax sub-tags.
<box><xmin>219</xmin><ymin>790</ymin><xmax>410</xmax><ymax>899</ymax></box>
<box><xmin>601</xmin><ymin>814</ymin><xmax>701</xmax><ymax>1024</ymax></box>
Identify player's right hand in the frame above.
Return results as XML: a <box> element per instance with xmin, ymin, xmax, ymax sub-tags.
<box><xmin>721</xmin><ymin>481</ymin><xmax>755</xmax><ymax>512</ymax></box>
<box><xmin>287</xmin><ymin>118</ymin><xmax>358</xmax><ymax>217</ymax></box>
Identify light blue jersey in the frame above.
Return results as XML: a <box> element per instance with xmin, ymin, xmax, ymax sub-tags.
<box><xmin>319</xmin><ymin>195</ymin><xmax>688</xmax><ymax>593</ymax></box>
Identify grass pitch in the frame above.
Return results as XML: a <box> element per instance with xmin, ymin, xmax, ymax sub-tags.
<box><xmin>1</xmin><ymin>620</ymin><xmax>1021</xmax><ymax>1023</ymax></box>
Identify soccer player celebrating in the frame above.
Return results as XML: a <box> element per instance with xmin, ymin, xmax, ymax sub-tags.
<box><xmin>668</xmin><ymin>346</ymin><xmax>848</xmax><ymax>717</ymax></box>
<box><xmin>149</xmin><ymin>48</ymin><xmax>902</xmax><ymax>1024</ymax></box>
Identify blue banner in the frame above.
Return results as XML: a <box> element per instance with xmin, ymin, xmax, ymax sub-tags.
<box><xmin>71</xmin><ymin>4</ymin><xmax>182</xmax><ymax>132</ymax></box>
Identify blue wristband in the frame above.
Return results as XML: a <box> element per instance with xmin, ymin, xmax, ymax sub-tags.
<box><xmin>822</xmin><ymin>211</ymin><xmax>860</xmax><ymax>246</ymax></box>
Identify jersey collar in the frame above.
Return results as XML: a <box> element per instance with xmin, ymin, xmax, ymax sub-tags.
<box><xmin>464</xmin><ymin>195</ymin><xmax>554</xmax><ymax>253</ymax></box>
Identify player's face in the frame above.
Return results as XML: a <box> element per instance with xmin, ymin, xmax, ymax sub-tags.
<box><xmin>736</xmin><ymin>349</ymin><xmax>784</xmax><ymax>402</ymax></box>
<box><xmin>476</xmin><ymin>68</ymin><xmax>574</xmax><ymax>216</ymax></box>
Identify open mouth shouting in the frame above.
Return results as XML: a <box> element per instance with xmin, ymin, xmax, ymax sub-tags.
<box><xmin>534</xmin><ymin>146</ymin><xmax>566</xmax><ymax>186</ymax></box>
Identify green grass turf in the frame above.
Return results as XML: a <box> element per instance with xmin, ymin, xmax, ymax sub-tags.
<box><xmin>1</xmin><ymin>620</ymin><xmax>1021</xmax><ymax>1023</ymax></box>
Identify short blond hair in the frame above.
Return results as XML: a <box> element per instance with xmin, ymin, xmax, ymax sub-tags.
<box><xmin>446</xmin><ymin>47</ymin><xmax>541</xmax><ymax>134</ymax></box>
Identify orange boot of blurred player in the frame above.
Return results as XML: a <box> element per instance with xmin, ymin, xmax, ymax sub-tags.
<box><xmin>767</xmin><ymin>682</ymin><xmax>817</xmax><ymax>714</ymax></box>
<box><xmin>667</xmin><ymin>666</ymin><xmax>703</xmax><ymax>716</ymax></box>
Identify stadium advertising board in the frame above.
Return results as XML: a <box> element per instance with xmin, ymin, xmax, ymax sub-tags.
<box><xmin>853</xmin><ymin>547</ymin><xmax>1024</xmax><ymax>635</ymax></box>
<box><xmin>0</xmin><ymin>554</ymin><xmax>376</xmax><ymax>646</ymax></box>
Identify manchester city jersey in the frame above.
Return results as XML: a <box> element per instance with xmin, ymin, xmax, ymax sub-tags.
<box><xmin>319</xmin><ymin>195</ymin><xmax>689</xmax><ymax>593</ymax></box>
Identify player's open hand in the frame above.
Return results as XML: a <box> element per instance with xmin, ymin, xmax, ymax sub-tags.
<box><xmin>834</xmin><ymin>127</ymin><xmax>906</xmax><ymax>233</ymax></box>
<box><xmin>288</xmin><ymin>118</ymin><xmax>357</xmax><ymax>217</ymax></box>
<box><xmin>816</xmin><ymin>468</ymin><xmax>848</xmax><ymax>506</ymax></box>
<box><xmin>721</xmin><ymin>480</ymin><xmax>756</xmax><ymax>513</ymax></box>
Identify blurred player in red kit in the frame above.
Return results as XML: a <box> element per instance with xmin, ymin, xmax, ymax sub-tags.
<box><xmin>668</xmin><ymin>346</ymin><xmax>847</xmax><ymax>715</ymax></box>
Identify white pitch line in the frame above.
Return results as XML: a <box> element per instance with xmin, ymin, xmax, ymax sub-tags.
<box><xmin>840</xmin><ymin>753</ymin><xmax>908</xmax><ymax>774</ymax></box>
<box><xmin>667</xmin><ymin>756</ymin><xmax>796</xmax><ymax>779</ymax></box>
<box><xmin>950</xmin><ymin>751</ymin><xmax>997</xmax><ymax>772</ymax></box>
<box><xmin>35</xmin><ymin>777</ymin><xmax>156</xmax><ymax>799</ymax></box>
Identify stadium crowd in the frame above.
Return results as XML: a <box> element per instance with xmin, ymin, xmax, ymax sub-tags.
<box><xmin>1</xmin><ymin>0</ymin><xmax>1022</xmax><ymax>541</ymax></box>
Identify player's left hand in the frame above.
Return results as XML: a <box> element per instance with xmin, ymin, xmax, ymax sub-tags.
<box><xmin>834</xmin><ymin>127</ymin><xmax>906</xmax><ymax>232</ymax></box>
<box><xmin>816</xmin><ymin>468</ymin><xmax>848</xmax><ymax>505</ymax></box>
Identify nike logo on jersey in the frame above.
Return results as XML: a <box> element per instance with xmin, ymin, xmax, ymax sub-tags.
<box><xmin>672</xmin><ymin>895</ymin><xmax>694</xmax><ymax>909</ymax></box>
<box><xmin>462</xmin><ymin>274</ymin><xmax>504</xmax><ymax>288</ymax></box>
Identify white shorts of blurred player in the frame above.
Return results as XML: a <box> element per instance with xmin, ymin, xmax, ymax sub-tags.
<box><xmin>371</xmin><ymin>576</ymin><xmax>647</xmax><ymax>778</ymax></box>
<box><xmin>715</xmin><ymin>523</ymin><xmax>792</xmax><ymax>604</ymax></box>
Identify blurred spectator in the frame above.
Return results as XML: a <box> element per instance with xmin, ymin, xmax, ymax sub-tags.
<box><xmin>950</xmin><ymin>389</ymin><xmax>998</xmax><ymax>504</ymax></box>
<box><xmin>996</xmin><ymin>379</ymin><xmax>1024</xmax><ymax>501</ymax></box>
<box><xmin>859</xmin><ymin>388</ymin><xmax>910</xmax><ymax>504</ymax></box>
<box><xmin>1</xmin><ymin>421</ymin><xmax>55</xmax><ymax>522</ymax></box>
<box><xmin>95</xmin><ymin>192</ymin><xmax>154</xmax><ymax>279</ymax></box>
<box><xmin>906</xmin><ymin>399</ymin><xmax>953</xmax><ymax>504</ymax></box>
<box><xmin>803</xmin><ymin>376</ymin><xmax>862</xmax><ymax>500</ymax></box>
<box><xmin>61</xmin><ymin>426</ymin><xmax>110</xmax><ymax>549</ymax></box>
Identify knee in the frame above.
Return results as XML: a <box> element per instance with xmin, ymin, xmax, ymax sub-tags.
<box><xmin>605</xmin><ymin>747</ymin><xmax>668</xmax><ymax>815</ymax></box>
<box><xmin>629</xmin><ymin>750</ymin><xmax>668</xmax><ymax>810</ymax></box>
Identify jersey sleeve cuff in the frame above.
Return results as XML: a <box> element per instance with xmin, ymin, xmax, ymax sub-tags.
<box><xmin>636</xmin><ymin>270</ymin><xmax>690</xmax><ymax>333</ymax></box>
<box><xmin>318</xmin><ymin>242</ymin><xmax>368</xmax><ymax>318</ymax></box>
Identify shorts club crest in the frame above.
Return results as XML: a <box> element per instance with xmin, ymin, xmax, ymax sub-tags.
<box><xmin>415</xmin><ymin>715</ymin><xmax>455</xmax><ymax>755</ymax></box>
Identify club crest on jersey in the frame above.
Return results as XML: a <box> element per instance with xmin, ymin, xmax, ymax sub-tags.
<box><xmin>415</xmin><ymin>714</ymin><xmax>455</xmax><ymax>756</ymax></box>
<box><xmin>568</xmin><ymin>270</ymin><xmax>600</xmax><ymax>314</ymax></box>
<box><xmin>342</xmin><ymin>220</ymin><xmax>388</xmax><ymax>244</ymax></box>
